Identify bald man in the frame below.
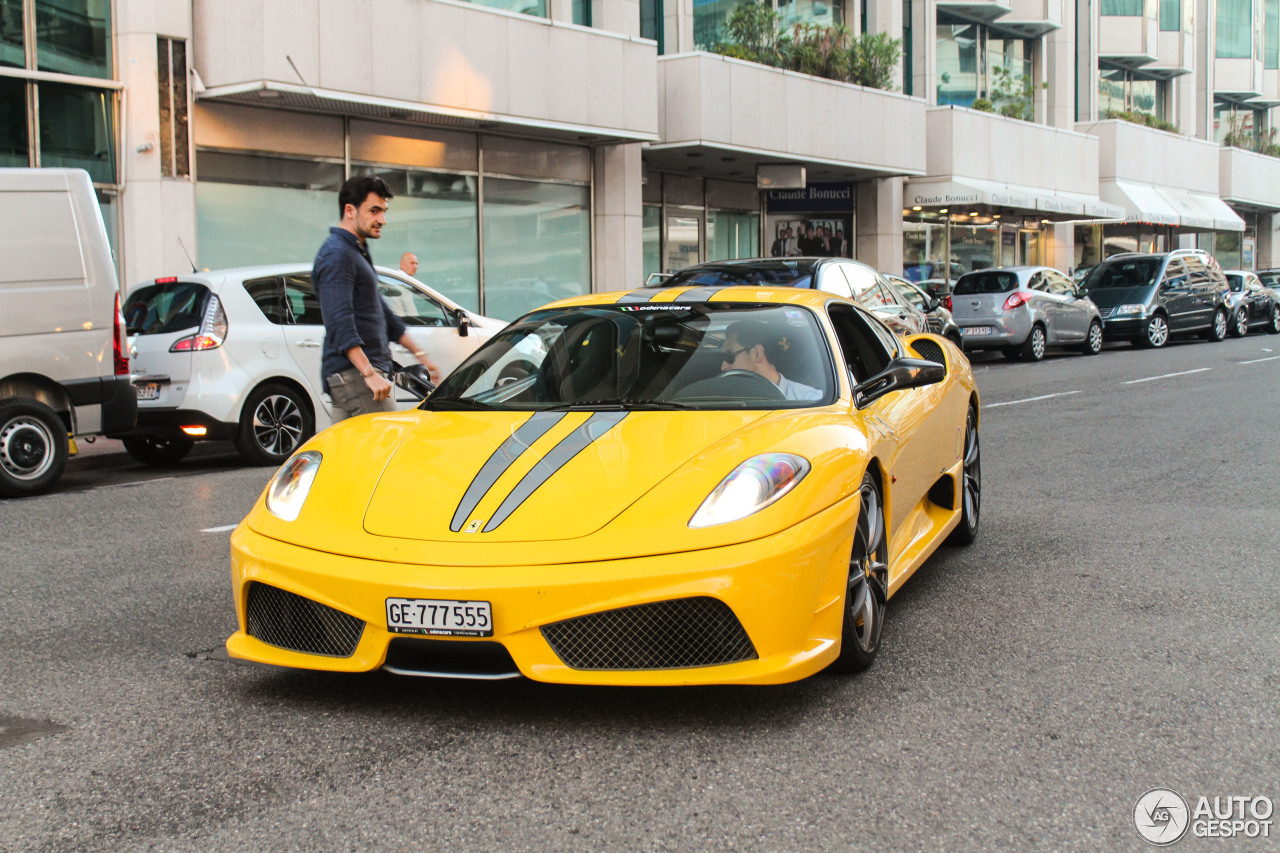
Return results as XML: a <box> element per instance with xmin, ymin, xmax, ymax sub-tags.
<box><xmin>400</xmin><ymin>252</ymin><xmax>419</xmax><ymax>277</ymax></box>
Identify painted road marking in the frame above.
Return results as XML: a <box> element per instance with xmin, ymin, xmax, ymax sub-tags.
<box><xmin>201</xmin><ymin>524</ymin><xmax>238</xmax><ymax>533</ymax></box>
<box><xmin>985</xmin><ymin>390</ymin><xmax>1082</xmax><ymax>409</ymax></box>
<box><xmin>1123</xmin><ymin>368</ymin><xmax>1212</xmax><ymax>385</ymax></box>
<box><xmin>1239</xmin><ymin>355</ymin><xmax>1280</xmax><ymax>365</ymax></box>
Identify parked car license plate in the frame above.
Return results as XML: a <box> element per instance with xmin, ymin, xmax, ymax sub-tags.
<box><xmin>960</xmin><ymin>327</ymin><xmax>992</xmax><ymax>336</ymax></box>
<box><xmin>134</xmin><ymin>383</ymin><xmax>160</xmax><ymax>400</ymax></box>
<box><xmin>386</xmin><ymin>598</ymin><xmax>493</xmax><ymax>637</ymax></box>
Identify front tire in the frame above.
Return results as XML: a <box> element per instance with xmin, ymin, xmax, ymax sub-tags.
<box><xmin>1205</xmin><ymin>308</ymin><xmax>1228</xmax><ymax>342</ymax></box>
<box><xmin>0</xmin><ymin>398</ymin><xmax>68</xmax><ymax>498</ymax></box>
<box><xmin>831</xmin><ymin>472</ymin><xmax>889</xmax><ymax>674</ymax></box>
<box><xmin>235</xmin><ymin>383</ymin><xmax>314</xmax><ymax>466</ymax></box>
<box><xmin>1229</xmin><ymin>308</ymin><xmax>1248</xmax><ymax>338</ymax></box>
<box><xmin>947</xmin><ymin>406</ymin><xmax>981</xmax><ymax>546</ymax></box>
<box><xmin>1079</xmin><ymin>320</ymin><xmax>1103</xmax><ymax>355</ymax></box>
<box><xmin>1020</xmin><ymin>325</ymin><xmax>1047</xmax><ymax>362</ymax></box>
<box><xmin>1268</xmin><ymin>305</ymin><xmax>1280</xmax><ymax>335</ymax></box>
<box><xmin>122</xmin><ymin>435</ymin><xmax>193</xmax><ymax>466</ymax></box>
<box><xmin>1138</xmin><ymin>313</ymin><xmax>1169</xmax><ymax>348</ymax></box>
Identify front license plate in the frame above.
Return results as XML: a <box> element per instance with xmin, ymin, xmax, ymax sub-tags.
<box><xmin>960</xmin><ymin>327</ymin><xmax>992</xmax><ymax>336</ymax></box>
<box><xmin>134</xmin><ymin>383</ymin><xmax>160</xmax><ymax>400</ymax></box>
<box><xmin>386</xmin><ymin>598</ymin><xmax>493</xmax><ymax>637</ymax></box>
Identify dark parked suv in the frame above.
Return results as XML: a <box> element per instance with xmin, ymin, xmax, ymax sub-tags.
<box><xmin>1079</xmin><ymin>250</ymin><xmax>1231</xmax><ymax>348</ymax></box>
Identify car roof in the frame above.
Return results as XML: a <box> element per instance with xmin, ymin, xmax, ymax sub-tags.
<box><xmin>132</xmin><ymin>262</ymin><xmax>415</xmax><ymax>284</ymax></box>
<box><xmin>544</xmin><ymin>286</ymin><xmax>845</xmax><ymax>312</ymax></box>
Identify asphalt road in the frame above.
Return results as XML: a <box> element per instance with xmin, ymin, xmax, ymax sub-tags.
<box><xmin>2</xmin><ymin>334</ymin><xmax>1278</xmax><ymax>852</ymax></box>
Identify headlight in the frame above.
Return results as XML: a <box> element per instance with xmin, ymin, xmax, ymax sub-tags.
<box><xmin>264</xmin><ymin>451</ymin><xmax>322</xmax><ymax>521</ymax></box>
<box><xmin>1113</xmin><ymin>304</ymin><xmax>1147</xmax><ymax>316</ymax></box>
<box><xmin>689</xmin><ymin>453</ymin><xmax>810</xmax><ymax>528</ymax></box>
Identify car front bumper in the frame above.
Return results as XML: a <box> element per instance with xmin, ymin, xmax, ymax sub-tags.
<box><xmin>226</xmin><ymin>496</ymin><xmax>861</xmax><ymax>686</ymax></box>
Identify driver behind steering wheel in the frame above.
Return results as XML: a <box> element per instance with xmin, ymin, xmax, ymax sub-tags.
<box><xmin>721</xmin><ymin>320</ymin><xmax>823</xmax><ymax>401</ymax></box>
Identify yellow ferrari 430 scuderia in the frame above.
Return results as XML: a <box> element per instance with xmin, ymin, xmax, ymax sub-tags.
<box><xmin>226</xmin><ymin>285</ymin><xmax>980</xmax><ymax>685</ymax></box>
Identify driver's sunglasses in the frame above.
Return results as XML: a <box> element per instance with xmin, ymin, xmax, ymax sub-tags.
<box><xmin>721</xmin><ymin>346</ymin><xmax>748</xmax><ymax>364</ymax></box>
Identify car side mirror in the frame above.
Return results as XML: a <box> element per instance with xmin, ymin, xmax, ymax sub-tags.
<box><xmin>926</xmin><ymin>296</ymin><xmax>940</xmax><ymax>312</ymax></box>
<box><xmin>645</xmin><ymin>272</ymin><xmax>673</xmax><ymax>287</ymax></box>
<box><xmin>853</xmin><ymin>357</ymin><xmax>946</xmax><ymax>408</ymax></box>
<box><xmin>456</xmin><ymin>310</ymin><xmax>471</xmax><ymax>337</ymax></box>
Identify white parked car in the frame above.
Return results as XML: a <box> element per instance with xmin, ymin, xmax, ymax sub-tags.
<box><xmin>115</xmin><ymin>264</ymin><xmax>506</xmax><ymax>466</ymax></box>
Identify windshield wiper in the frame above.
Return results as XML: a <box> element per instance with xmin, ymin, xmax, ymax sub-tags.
<box><xmin>543</xmin><ymin>399</ymin><xmax>694</xmax><ymax>411</ymax></box>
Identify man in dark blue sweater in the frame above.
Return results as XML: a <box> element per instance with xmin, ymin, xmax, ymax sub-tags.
<box><xmin>314</xmin><ymin>175</ymin><xmax>438</xmax><ymax>421</ymax></box>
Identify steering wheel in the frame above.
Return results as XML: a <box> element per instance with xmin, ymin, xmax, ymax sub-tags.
<box><xmin>672</xmin><ymin>369</ymin><xmax>787</xmax><ymax>402</ymax></box>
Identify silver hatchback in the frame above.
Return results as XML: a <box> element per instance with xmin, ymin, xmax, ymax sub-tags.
<box><xmin>950</xmin><ymin>266</ymin><xmax>1104</xmax><ymax>361</ymax></box>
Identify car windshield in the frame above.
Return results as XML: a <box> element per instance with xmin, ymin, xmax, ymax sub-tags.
<box><xmin>1225</xmin><ymin>274</ymin><xmax>1244</xmax><ymax>292</ymax></box>
<box><xmin>123</xmin><ymin>281</ymin><xmax>211</xmax><ymax>335</ymax></box>
<box><xmin>953</xmin><ymin>270</ymin><xmax>1019</xmax><ymax>295</ymax></box>
<box><xmin>427</xmin><ymin>303</ymin><xmax>835</xmax><ymax>411</ymax></box>
<box><xmin>1081</xmin><ymin>258</ymin><xmax>1162</xmax><ymax>289</ymax></box>
<box><xmin>1257</xmin><ymin>271</ymin><xmax>1280</xmax><ymax>288</ymax></box>
<box><xmin>652</xmin><ymin>262</ymin><xmax>816</xmax><ymax>289</ymax></box>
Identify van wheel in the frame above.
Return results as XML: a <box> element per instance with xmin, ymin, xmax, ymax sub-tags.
<box><xmin>235</xmin><ymin>383</ymin><xmax>313</xmax><ymax>466</ymax></box>
<box><xmin>1205</xmin><ymin>308</ymin><xmax>1228</xmax><ymax>342</ymax></box>
<box><xmin>122</xmin><ymin>436</ymin><xmax>193</xmax><ymax>466</ymax></box>
<box><xmin>0</xmin><ymin>398</ymin><xmax>69</xmax><ymax>498</ymax></box>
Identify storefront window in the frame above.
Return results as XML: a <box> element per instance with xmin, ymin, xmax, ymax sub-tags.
<box><xmin>482</xmin><ymin>178</ymin><xmax>590</xmax><ymax>321</ymax></box>
<box><xmin>903</xmin><ymin>221</ymin><xmax>949</xmax><ymax>284</ymax></box>
<box><xmin>195</xmin><ymin>151</ymin><xmax>344</xmax><ymax>270</ymax></box>
<box><xmin>643</xmin><ymin>204</ymin><xmax>661</xmax><ymax>281</ymax></box>
<box><xmin>951</xmin><ymin>223</ymin><xmax>998</xmax><ymax>273</ymax></box>
<box><xmin>707</xmin><ymin>210</ymin><xmax>760</xmax><ymax>261</ymax></box>
<box><xmin>353</xmin><ymin>166</ymin><xmax>481</xmax><ymax>312</ymax></box>
<box><xmin>1209</xmin><ymin>231</ymin><xmax>1243</xmax><ymax>268</ymax></box>
<box><xmin>37</xmin><ymin>82</ymin><xmax>116</xmax><ymax>183</ymax></box>
<box><xmin>0</xmin><ymin>75</ymin><xmax>27</xmax><ymax>166</ymax></box>
<box><xmin>35</xmin><ymin>0</ymin><xmax>111</xmax><ymax>79</ymax></box>
<box><xmin>1218</xmin><ymin>0</ymin><xmax>1254</xmax><ymax>58</ymax></box>
<box><xmin>1101</xmin><ymin>224</ymin><xmax>1168</xmax><ymax>256</ymax></box>
<box><xmin>1074</xmin><ymin>224</ymin><xmax>1102</xmax><ymax>270</ymax></box>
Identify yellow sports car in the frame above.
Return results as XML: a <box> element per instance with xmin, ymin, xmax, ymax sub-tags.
<box><xmin>226</xmin><ymin>286</ymin><xmax>980</xmax><ymax>685</ymax></box>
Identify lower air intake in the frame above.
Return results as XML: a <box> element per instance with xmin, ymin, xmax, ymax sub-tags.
<box><xmin>910</xmin><ymin>338</ymin><xmax>946</xmax><ymax>365</ymax></box>
<box><xmin>245</xmin><ymin>582</ymin><xmax>365</xmax><ymax>657</ymax></box>
<box><xmin>541</xmin><ymin>597</ymin><xmax>757</xmax><ymax>670</ymax></box>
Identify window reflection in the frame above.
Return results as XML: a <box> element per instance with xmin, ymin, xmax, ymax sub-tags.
<box><xmin>35</xmin><ymin>0</ymin><xmax>112</xmax><ymax>79</ymax></box>
<box><xmin>0</xmin><ymin>75</ymin><xmax>27</xmax><ymax>166</ymax></box>
<box><xmin>1</xmin><ymin>0</ymin><xmax>23</xmax><ymax>68</ymax></box>
<box><xmin>37</xmin><ymin>82</ymin><xmax>116</xmax><ymax>183</ymax></box>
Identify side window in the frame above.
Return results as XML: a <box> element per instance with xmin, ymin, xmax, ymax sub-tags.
<box><xmin>816</xmin><ymin>266</ymin><xmax>853</xmax><ymax>299</ymax></box>
<box><xmin>840</xmin><ymin>264</ymin><xmax>890</xmax><ymax>307</ymax></box>
<box><xmin>896</xmin><ymin>283</ymin><xmax>926</xmax><ymax>310</ymax></box>
<box><xmin>243</xmin><ymin>276</ymin><xmax>286</xmax><ymax>324</ymax></box>
<box><xmin>1162</xmin><ymin>259</ymin><xmax>1187</xmax><ymax>286</ymax></box>
<box><xmin>1046</xmin><ymin>272</ymin><xmax>1074</xmax><ymax>296</ymax></box>
<box><xmin>378</xmin><ymin>275</ymin><xmax>451</xmax><ymax>327</ymax></box>
<box><xmin>282</xmin><ymin>274</ymin><xmax>324</xmax><ymax>326</ymax></box>
<box><xmin>828</xmin><ymin>303</ymin><xmax>893</xmax><ymax>383</ymax></box>
<box><xmin>1028</xmin><ymin>272</ymin><xmax>1049</xmax><ymax>292</ymax></box>
<box><xmin>1182</xmin><ymin>256</ymin><xmax>1208</xmax><ymax>284</ymax></box>
<box><xmin>1246</xmin><ymin>275</ymin><xmax>1263</xmax><ymax>292</ymax></box>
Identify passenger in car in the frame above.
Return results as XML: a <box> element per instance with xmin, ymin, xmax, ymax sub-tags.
<box><xmin>721</xmin><ymin>320</ymin><xmax>823</xmax><ymax>401</ymax></box>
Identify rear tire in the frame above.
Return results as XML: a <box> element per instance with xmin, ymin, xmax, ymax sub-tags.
<box><xmin>1020</xmin><ymin>325</ymin><xmax>1047</xmax><ymax>362</ymax></box>
<box><xmin>0</xmin><ymin>398</ymin><xmax>68</xmax><ymax>498</ymax></box>
<box><xmin>1268</xmin><ymin>305</ymin><xmax>1280</xmax><ymax>335</ymax></box>
<box><xmin>235</xmin><ymin>383</ymin><xmax>314</xmax><ymax>466</ymax></box>
<box><xmin>122</xmin><ymin>435</ymin><xmax>193</xmax><ymax>466</ymax></box>
<box><xmin>1204</xmin><ymin>308</ymin><xmax>1228</xmax><ymax>342</ymax></box>
<box><xmin>832</xmin><ymin>471</ymin><xmax>888</xmax><ymax>674</ymax></box>
<box><xmin>1079</xmin><ymin>320</ymin><xmax>1103</xmax><ymax>355</ymax></box>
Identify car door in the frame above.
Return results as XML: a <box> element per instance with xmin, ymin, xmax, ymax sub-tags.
<box><xmin>1157</xmin><ymin>259</ymin><xmax>1196</xmax><ymax>330</ymax></box>
<box><xmin>276</xmin><ymin>273</ymin><xmax>336</xmax><ymax>419</ymax></box>
<box><xmin>1179</xmin><ymin>256</ymin><xmax>1215</xmax><ymax>330</ymax></box>
<box><xmin>375</xmin><ymin>273</ymin><xmax>479</xmax><ymax>380</ymax></box>
<box><xmin>1025</xmin><ymin>271</ymin><xmax>1064</xmax><ymax>340</ymax></box>
<box><xmin>1047</xmin><ymin>270</ymin><xmax>1089</xmax><ymax>341</ymax></box>
<box><xmin>1244</xmin><ymin>274</ymin><xmax>1269</xmax><ymax>322</ymax></box>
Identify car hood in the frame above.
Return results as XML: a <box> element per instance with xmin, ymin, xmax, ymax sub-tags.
<box><xmin>1085</xmin><ymin>286</ymin><xmax>1152</xmax><ymax>309</ymax></box>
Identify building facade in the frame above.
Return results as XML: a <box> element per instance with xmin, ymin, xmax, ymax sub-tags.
<box><xmin>2</xmin><ymin>0</ymin><xmax>1279</xmax><ymax>319</ymax></box>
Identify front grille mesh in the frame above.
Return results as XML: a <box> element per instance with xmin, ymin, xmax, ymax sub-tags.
<box><xmin>541</xmin><ymin>597</ymin><xmax>757</xmax><ymax>670</ymax></box>
<box><xmin>246</xmin><ymin>582</ymin><xmax>365</xmax><ymax>657</ymax></box>
<box><xmin>910</xmin><ymin>338</ymin><xmax>947</xmax><ymax>365</ymax></box>
<box><xmin>1101</xmin><ymin>307</ymin><xmax>1115</xmax><ymax>319</ymax></box>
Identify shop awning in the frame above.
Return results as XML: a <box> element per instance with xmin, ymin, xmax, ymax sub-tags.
<box><xmin>1100</xmin><ymin>180</ymin><xmax>1246</xmax><ymax>231</ymax></box>
<box><xmin>905</xmin><ymin>177</ymin><xmax>1123</xmax><ymax>219</ymax></box>
<box><xmin>1099</xmin><ymin>181</ymin><xmax>1181</xmax><ymax>226</ymax></box>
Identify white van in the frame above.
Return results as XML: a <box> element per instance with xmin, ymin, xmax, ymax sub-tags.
<box><xmin>0</xmin><ymin>168</ymin><xmax>136</xmax><ymax>497</ymax></box>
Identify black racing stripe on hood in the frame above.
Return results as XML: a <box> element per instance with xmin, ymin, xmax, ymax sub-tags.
<box><xmin>617</xmin><ymin>290</ymin><xmax>659</xmax><ymax>303</ymax></box>
<box><xmin>481</xmin><ymin>412</ymin><xmax>629</xmax><ymax>533</ymax></box>
<box><xmin>673</xmin><ymin>287</ymin><xmax>726</xmax><ymax>302</ymax></box>
<box><xmin>450</xmin><ymin>411</ymin><xmax>567</xmax><ymax>532</ymax></box>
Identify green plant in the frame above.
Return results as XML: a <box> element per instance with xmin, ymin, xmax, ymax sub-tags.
<box><xmin>850</xmin><ymin>31</ymin><xmax>901</xmax><ymax>90</ymax></box>
<box><xmin>1104</xmin><ymin>109</ymin><xmax>1178</xmax><ymax>134</ymax></box>
<box><xmin>1220</xmin><ymin>112</ymin><xmax>1280</xmax><ymax>157</ymax></box>
<box><xmin>970</xmin><ymin>97</ymin><xmax>993</xmax><ymax>112</ymax></box>
<box><xmin>989</xmin><ymin>65</ymin><xmax>1044</xmax><ymax>122</ymax></box>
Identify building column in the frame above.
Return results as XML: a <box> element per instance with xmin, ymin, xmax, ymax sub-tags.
<box><xmin>117</xmin><ymin>0</ymin><xmax>197</xmax><ymax>285</ymax></box>
<box><xmin>854</xmin><ymin>177</ymin><xmax>904</xmax><ymax>274</ymax></box>
<box><xmin>593</xmin><ymin>143</ymin><xmax>645</xmax><ymax>293</ymax></box>
<box><xmin>1257</xmin><ymin>212</ymin><xmax>1280</xmax><ymax>268</ymax></box>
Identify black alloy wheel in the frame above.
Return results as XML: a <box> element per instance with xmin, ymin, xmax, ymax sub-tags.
<box><xmin>832</xmin><ymin>471</ymin><xmax>889</xmax><ymax>673</ymax></box>
<box><xmin>0</xmin><ymin>398</ymin><xmax>68</xmax><ymax>498</ymax></box>
<box><xmin>235</xmin><ymin>383</ymin><xmax>314</xmax><ymax>466</ymax></box>
<box><xmin>947</xmin><ymin>406</ymin><xmax>981</xmax><ymax>545</ymax></box>
<box><xmin>1080</xmin><ymin>320</ymin><xmax>1103</xmax><ymax>355</ymax></box>
<box><xmin>1268</xmin><ymin>306</ymin><xmax>1280</xmax><ymax>334</ymax></box>
<box><xmin>1230</xmin><ymin>308</ymin><xmax>1248</xmax><ymax>338</ymax></box>
<box><xmin>122</xmin><ymin>435</ymin><xmax>194</xmax><ymax>466</ymax></box>
<box><xmin>1138</xmin><ymin>313</ymin><xmax>1169</xmax><ymax>348</ymax></box>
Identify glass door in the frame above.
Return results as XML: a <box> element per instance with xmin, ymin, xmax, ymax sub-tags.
<box><xmin>664</xmin><ymin>211</ymin><xmax>703</xmax><ymax>273</ymax></box>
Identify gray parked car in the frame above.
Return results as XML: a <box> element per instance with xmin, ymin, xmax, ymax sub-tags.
<box><xmin>885</xmin><ymin>274</ymin><xmax>963</xmax><ymax>348</ymax></box>
<box><xmin>950</xmin><ymin>266</ymin><xmax>1104</xmax><ymax>361</ymax></box>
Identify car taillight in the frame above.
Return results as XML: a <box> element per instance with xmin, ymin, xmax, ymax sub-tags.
<box><xmin>943</xmin><ymin>294</ymin><xmax>952</xmax><ymax>311</ymax></box>
<box><xmin>1003</xmin><ymin>292</ymin><xmax>1031</xmax><ymax>310</ymax></box>
<box><xmin>170</xmin><ymin>295</ymin><xmax>228</xmax><ymax>353</ymax></box>
<box><xmin>113</xmin><ymin>292</ymin><xmax>129</xmax><ymax>375</ymax></box>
